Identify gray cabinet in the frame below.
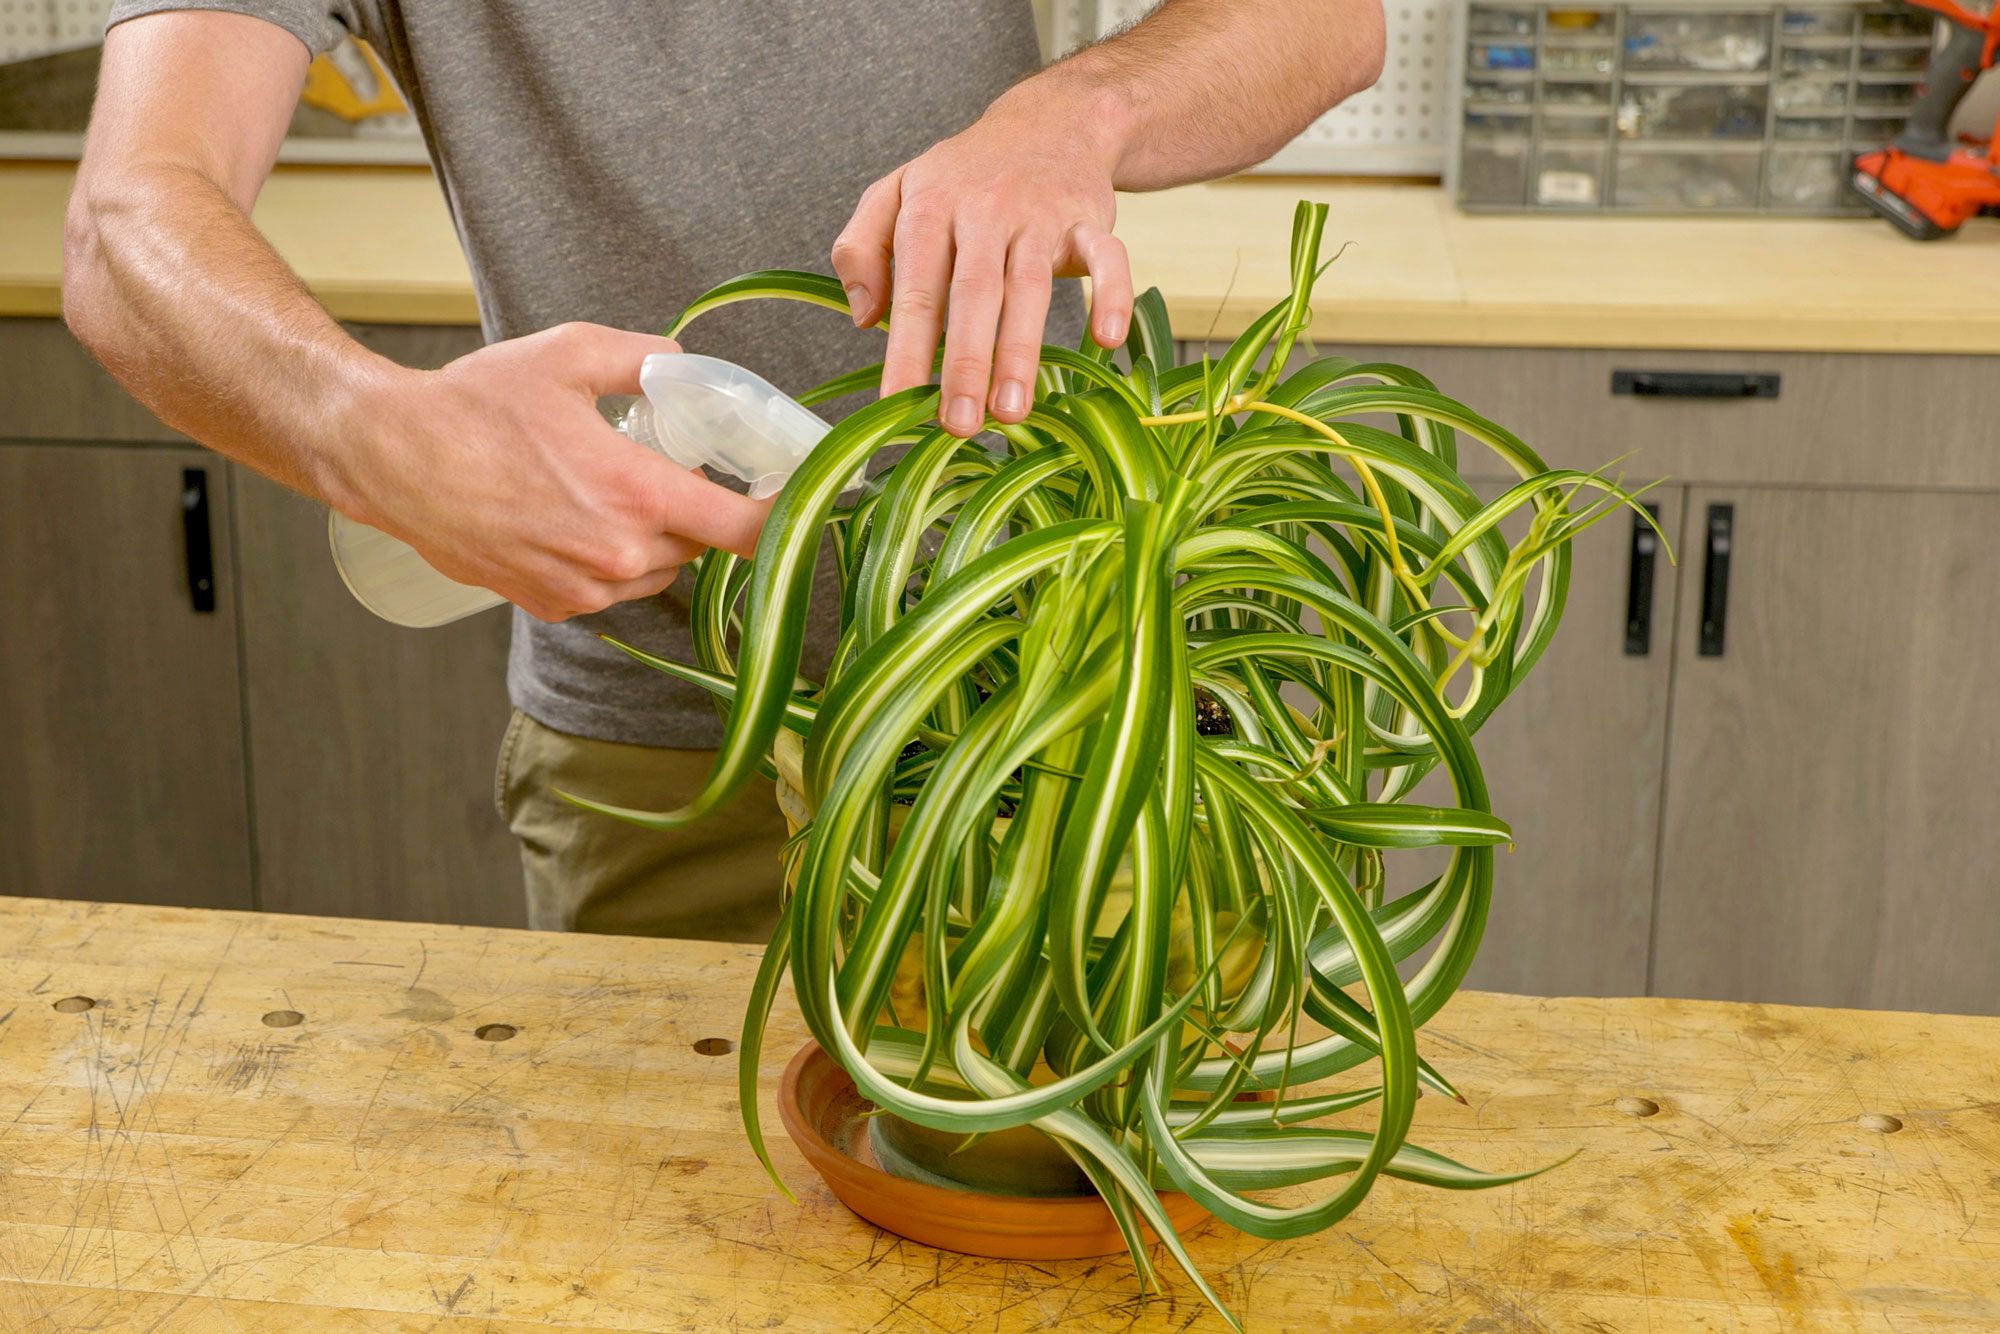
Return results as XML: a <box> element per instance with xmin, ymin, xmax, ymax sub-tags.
<box><xmin>232</xmin><ymin>468</ymin><xmax>523</xmax><ymax>928</ymax></box>
<box><xmin>1651</xmin><ymin>487</ymin><xmax>2000</xmax><ymax>1015</ymax></box>
<box><xmin>0</xmin><ymin>444</ymin><xmax>254</xmax><ymax>909</ymax></box>
<box><xmin>1</xmin><ymin>320</ymin><xmax>518</xmax><ymax>927</ymax></box>
<box><xmin>1442</xmin><ymin>350</ymin><xmax>2000</xmax><ymax>1014</ymax></box>
<box><xmin>1193</xmin><ymin>338</ymin><xmax>1999</xmax><ymax>1014</ymax></box>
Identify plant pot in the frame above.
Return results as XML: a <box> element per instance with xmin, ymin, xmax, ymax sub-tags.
<box><xmin>867</xmin><ymin>1055</ymin><xmax>1275</xmax><ymax>1201</ymax></box>
<box><xmin>777</xmin><ymin>1041</ymin><xmax>1209</xmax><ymax>1260</ymax></box>
<box><xmin>870</xmin><ymin>1105</ymin><xmax>1096</xmax><ymax>1197</ymax></box>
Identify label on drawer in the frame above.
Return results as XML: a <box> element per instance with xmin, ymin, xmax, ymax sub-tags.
<box><xmin>1538</xmin><ymin>169</ymin><xmax>1599</xmax><ymax>205</ymax></box>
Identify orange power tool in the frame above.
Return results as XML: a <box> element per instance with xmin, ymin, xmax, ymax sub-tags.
<box><xmin>1851</xmin><ymin>0</ymin><xmax>2000</xmax><ymax>239</ymax></box>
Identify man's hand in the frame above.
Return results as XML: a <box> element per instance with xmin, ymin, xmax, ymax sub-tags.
<box><xmin>66</xmin><ymin>12</ymin><xmax>770</xmax><ymax>628</ymax></box>
<box><xmin>830</xmin><ymin>0</ymin><xmax>1387</xmax><ymax>441</ymax></box>
<box><xmin>833</xmin><ymin>94</ymin><xmax>1130</xmax><ymax>438</ymax></box>
<box><xmin>327</xmin><ymin>324</ymin><xmax>771</xmax><ymax>623</ymax></box>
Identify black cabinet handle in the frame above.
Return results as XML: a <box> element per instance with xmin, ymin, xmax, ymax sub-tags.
<box><xmin>1698</xmin><ymin>504</ymin><xmax>1733</xmax><ymax>657</ymax></box>
<box><xmin>1623</xmin><ymin>502</ymin><xmax>1662</xmax><ymax>657</ymax></box>
<box><xmin>1612</xmin><ymin>370</ymin><xmax>1780</xmax><ymax>399</ymax></box>
<box><xmin>180</xmin><ymin>467</ymin><xmax>216</xmax><ymax>614</ymax></box>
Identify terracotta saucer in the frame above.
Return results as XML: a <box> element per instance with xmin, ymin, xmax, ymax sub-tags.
<box><xmin>777</xmin><ymin>1041</ymin><xmax>1209</xmax><ymax>1260</ymax></box>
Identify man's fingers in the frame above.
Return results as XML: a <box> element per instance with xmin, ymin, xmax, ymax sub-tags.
<box><xmin>989</xmin><ymin>235</ymin><xmax>1054</xmax><ymax>425</ymax></box>
<box><xmin>879</xmin><ymin>195</ymin><xmax>955</xmax><ymax>399</ymax></box>
<box><xmin>566</xmin><ymin>510</ymin><xmax>702</xmax><ymax>584</ymax></box>
<box><xmin>598</xmin><ymin>564</ymin><xmax>687</xmax><ymax>607</ymax></box>
<box><xmin>831</xmin><ymin>171</ymin><xmax>901</xmax><ymax>328</ymax></box>
<box><xmin>514</xmin><ymin>560</ymin><xmax>682</xmax><ymax>624</ymax></box>
<box><xmin>641</xmin><ymin>462</ymin><xmax>774</xmax><ymax>561</ymax></box>
<box><xmin>937</xmin><ymin>228</ymin><xmax>1008</xmax><ymax>437</ymax></box>
<box><xmin>543</xmin><ymin>322</ymin><xmax>682</xmax><ymax>396</ymax></box>
<box><xmin>1072</xmin><ymin>223</ymin><xmax>1132</xmax><ymax>350</ymax></box>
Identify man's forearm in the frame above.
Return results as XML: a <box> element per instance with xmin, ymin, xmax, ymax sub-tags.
<box><xmin>64</xmin><ymin>161</ymin><xmax>398</xmax><ymax>507</ymax></box>
<box><xmin>72</xmin><ymin>10</ymin><xmax>772</xmax><ymax>624</ymax></box>
<box><xmin>1017</xmin><ymin>0</ymin><xmax>1386</xmax><ymax>191</ymax></box>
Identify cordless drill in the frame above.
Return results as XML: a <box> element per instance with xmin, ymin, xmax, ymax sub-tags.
<box><xmin>1851</xmin><ymin>0</ymin><xmax>2000</xmax><ymax>239</ymax></box>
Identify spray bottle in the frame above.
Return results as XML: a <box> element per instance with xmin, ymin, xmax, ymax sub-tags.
<box><xmin>329</xmin><ymin>354</ymin><xmax>833</xmax><ymax>627</ymax></box>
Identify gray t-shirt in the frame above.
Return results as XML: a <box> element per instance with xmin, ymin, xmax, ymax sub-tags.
<box><xmin>108</xmin><ymin>0</ymin><xmax>1083</xmax><ymax>746</ymax></box>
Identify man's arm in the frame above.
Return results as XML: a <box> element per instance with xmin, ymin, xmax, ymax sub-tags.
<box><xmin>66</xmin><ymin>11</ymin><xmax>768</xmax><ymax>623</ymax></box>
<box><xmin>832</xmin><ymin>0</ymin><xmax>1385</xmax><ymax>438</ymax></box>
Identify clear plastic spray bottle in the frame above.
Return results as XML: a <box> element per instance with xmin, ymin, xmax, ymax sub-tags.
<box><xmin>329</xmin><ymin>354</ymin><xmax>832</xmax><ymax>627</ymax></box>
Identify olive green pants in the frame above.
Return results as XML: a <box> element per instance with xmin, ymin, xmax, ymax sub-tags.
<box><xmin>494</xmin><ymin>709</ymin><xmax>789</xmax><ymax>942</ymax></box>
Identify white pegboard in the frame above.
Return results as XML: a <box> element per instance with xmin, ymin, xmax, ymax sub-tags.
<box><xmin>0</xmin><ymin>0</ymin><xmax>106</xmax><ymax>61</ymax></box>
<box><xmin>1050</xmin><ymin>0</ymin><xmax>1450</xmax><ymax>174</ymax></box>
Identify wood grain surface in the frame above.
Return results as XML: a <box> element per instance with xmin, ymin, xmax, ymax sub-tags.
<box><xmin>0</xmin><ymin>895</ymin><xmax>1994</xmax><ymax>1332</ymax></box>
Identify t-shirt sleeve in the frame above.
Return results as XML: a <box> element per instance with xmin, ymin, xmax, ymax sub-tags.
<box><xmin>105</xmin><ymin>0</ymin><xmax>364</xmax><ymax>58</ymax></box>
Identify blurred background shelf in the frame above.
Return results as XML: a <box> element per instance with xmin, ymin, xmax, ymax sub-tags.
<box><xmin>0</xmin><ymin>6</ymin><xmax>425</xmax><ymax>163</ymax></box>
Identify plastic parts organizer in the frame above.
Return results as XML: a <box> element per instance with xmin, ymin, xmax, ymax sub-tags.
<box><xmin>1450</xmin><ymin>2</ymin><xmax>1935</xmax><ymax>213</ymax></box>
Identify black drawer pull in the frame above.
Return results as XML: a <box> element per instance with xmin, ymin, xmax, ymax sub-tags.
<box><xmin>1698</xmin><ymin>504</ymin><xmax>1733</xmax><ymax>657</ymax></box>
<box><xmin>1624</xmin><ymin>501</ymin><xmax>1662</xmax><ymax>657</ymax></box>
<box><xmin>180</xmin><ymin>467</ymin><xmax>216</xmax><ymax>614</ymax></box>
<box><xmin>1612</xmin><ymin>370</ymin><xmax>1780</xmax><ymax>399</ymax></box>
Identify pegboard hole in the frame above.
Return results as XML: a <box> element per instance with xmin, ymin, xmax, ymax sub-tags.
<box><xmin>1615</xmin><ymin>1096</ymin><xmax>1661</xmax><ymax>1118</ymax></box>
<box><xmin>693</xmin><ymin>1037</ymin><xmax>734</xmax><ymax>1057</ymax></box>
<box><xmin>262</xmin><ymin>1010</ymin><xmax>304</xmax><ymax>1029</ymax></box>
<box><xmin>52</xmin><ymin>996</ymin><xmax>94</xmax><ymax>1014</ymax></box>
<box><xmin>475</xmin><ymin>1024</ymin><xmax>518</xmax><ymax>1042</ymax></box>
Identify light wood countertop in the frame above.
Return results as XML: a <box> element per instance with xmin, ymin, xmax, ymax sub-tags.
<box><xmin>2</xmin><ymin>893</ymin><xmax>1996</xmax><ymax>1329</ymax></box>
<box><xmin>2</xmin><ymin>163</ymin><xmax>480</xmax><ymax>327</ymax></box>
<box><xmin>1127</xmin><ymin>179</ymin><xmax>2000</xmax><ymax>355</ymax></box>
<box><xmin>8</xmin><ymin>162</ymin><xmax>2000</xmax><ymax>353</ymax></box>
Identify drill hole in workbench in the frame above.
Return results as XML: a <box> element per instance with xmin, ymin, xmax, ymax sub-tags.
<box><xmin>1859</xmin><ymin>1112</ymin><xmax>1903</xmax><ymax>1134</ymax></box>
<box><xmin>694</xmin><ymin>1037</ymin><xmax>734</xmax><ymax>1056</ymax></box>
<box><xmin>52</xmin><ymin>996</ymin><xmax>94</xmax><ymax>1014</ymax></box>
<box><xmin>262</xmin><ymin>1010</ymin><xmax>304</xmax><ymax>1029</ymax></box>
<box><xmin>474</xmin><ymin>1023</ymin><xmax>518</xmax><ymax>1042</ymax></box>
<box><xmin>1615</xmin><ymin>1096</ymin><xmax>1661</xmax><ymax>1118</ymax></box>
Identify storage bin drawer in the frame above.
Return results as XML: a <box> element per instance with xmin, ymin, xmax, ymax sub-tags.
<box><xmin>1195</xmin><ymin>343</ymin><xmax>2000</xmax><ymax>492</ymax></box>
<box><xmin>1623</xmin><ymin>11</ymin><xmax>1773</xmax><ymax>71</ymax></box>
<box><xmin>1767</xmin><ymin>149</ymin><xmax>1849</xmax><ymax>207</ymax></box>
<box><xmin>1618</xmin><ymin>83</ymin><xmax>1769</xmax><ymax>139</ymax></box>
<box><xmin>1535</xmin><ymin>144</ymin><xmax>1608</xmax><ymax>205</ymax></box>
<box><xmin>1458</xmin><ymin>140</ymin><xmax>1532</xmax><ymax>205</ymax></box>
<box><xmin>1614</xmin><ymin>147</ymin><xmax>1761</xmax><ymax>208</ymax></box>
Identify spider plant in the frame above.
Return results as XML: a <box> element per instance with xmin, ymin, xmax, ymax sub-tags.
<box><xmin>572</xmin><ymin>201</ymin><xmax>1657</xmax><ymax>1328</ymax></box>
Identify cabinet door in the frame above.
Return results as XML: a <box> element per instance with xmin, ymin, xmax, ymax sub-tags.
<box><xmin>1653</xmin><ymin>487</ymin><xmax>2000</xmax><ymax>1014</ymax></box>
<box><xmin>1454</xmin><ymin>486</ymin><xmax>1685</xmax><ymax>997</ymax></box>
<box><xmin>0</xmin><ymin>445</ymin><xmax>253</xmax><ymax>908</ymax></box>
<box><xmin>231</xmin><ymin>468</ymin><xmax>525</xmax><ymax>928</ymax></box>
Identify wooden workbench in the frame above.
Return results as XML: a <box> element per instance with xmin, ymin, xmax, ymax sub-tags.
<box><xmin>8</xmin><ymin>163</ymin><xmax>2000</xmax><ymax>352</ymax></box>
<box><xmin>1</xmin><ymin>896</ymin><xmax>1994</xmax><ymax>1331</ymax></box>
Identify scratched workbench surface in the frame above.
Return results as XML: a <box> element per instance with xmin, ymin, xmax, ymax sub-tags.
<box><xmin>0</xmin><ymin>896</ymin><xmax>1993</xmax><ymax>1332</ymax></box>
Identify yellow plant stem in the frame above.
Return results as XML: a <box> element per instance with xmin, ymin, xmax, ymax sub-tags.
<box><xmin>1142</xmin><ymin>397</ymin><xmax>1485</xmax><ymax>670</ymax></box>
<box><xmin>1140</xmin><ymin>392</ymin><xmax>1577</xmax><ymax>718</ymax></box>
